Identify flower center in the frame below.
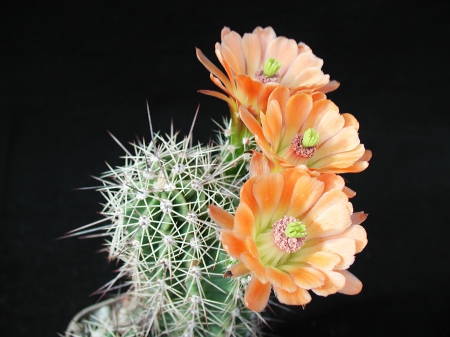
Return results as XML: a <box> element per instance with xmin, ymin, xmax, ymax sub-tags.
<box><xmin>290</xmin><ymin>128</ymin><xmax>319</xmax><ymax>158</ymax></box>
<box><xmin>255</xmin><ymin>58</ymin><xmax>281</xmax><ymax>84</ymax></box>
<box><xmin>272</xmin><ymin>216</ymin><xmax>307</xmax><ymax>253</ymax></box>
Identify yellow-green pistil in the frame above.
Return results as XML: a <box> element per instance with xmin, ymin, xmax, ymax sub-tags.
<box><xmin>263</xmin><ymin>58</ymin><xmax>281</xmax><ymax>78</ymax></box>
<box><xmin>285</xmin><ymin>221</ymin><xmax>307</xmax><ymax>238</ymax></box>
<box><xmin>302</xmin><ymin>128</ymin><xmax>320</xmax><ymax>147</ymax></box>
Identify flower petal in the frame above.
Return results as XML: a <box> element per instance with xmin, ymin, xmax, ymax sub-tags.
<box><xmin>311</xmin><ymin>270</ymin><xmax>346</xmax><ymax>296</ymax></box>
<box><xmin>337</xmin><ymin>270</ymin><xmax>363</xmax><ymax>295</ymax></box>
<box><xmin>266</xmin><ymin>266</ymin><xmax>297</xmax><ymax>293</ymax></box>
<box><xmin>252</xmin><ymin>26</ymin><xmax>277</xmax><ymax>66</ymax></box>
<box><xmin>226</xmin><ymin>261</ymin><xmax>250</xmax><ymax>278</ymax></box>
<box><xmin>240</xmin><ymin>251</ymin><xmax>267</xmax><ymax>283</ymax></box>
<box><xmin>249</xmin><ymin>151</ymin><xmax>270</xmax><ymax>178</ymax></box>
<box><xmin>282</xmin><ymin>265</ymin><xmax>326</xmax><ymax>289</ymax></box>
<box><xmin>244</xmin><ymin>276</ymin><xmax>272</xmax><ymax>312</ymax></box>
<box><xmin>220</xmin><ymin>231</ymin><xmax>246</xmax><ymax>259</ymax></box>
<box><xmin>302</xmin><ymin>189</ymin><xmax>348</xmax><ymax>225</ymax></box>
<box><xmin>306</xmin><ymin>203</ymin><xmax>352</xmax><ymax>239</ymax></box>
<box><xmin>196</xmin><ymin>47</ymin><xmax>230</xmax><ymax>88</ymax></box>
<box><xmin>252</xmin><ymin>173</ymin><xmax>284</xmax><ymax>231</ymax></box>
<box><xmin>286</xmin><ymin>174</ymin><xmax>324</xmax><ymax>219</ymax></box>
<box><xmin>234</xmin><ymin>202</ymin><xmax>256</xmax><ymax>239</ymax></box>
<box><xmin>239</xmin><ymin>106</ymin><xmax>270</xmax><ymax>150</ymax></box>
<box><xmin>265</xmin><ymin>37</ymin><xmax>298</xmax><ymax>77</ymax></box>
<box><xmin>209</xmin><ymin>204</ymin><xmax>234</xmax><ymax>230</ymax></box>
<box><xmin>242</xmin><ymin>33</ymin><xmax>262</xmax><ymax>77</ymax></box>
<box><xmin>273</xmin><ymin>285</ymin><xmax>312</xmax><ymax>305</ymax></box>
<box><xmin>282</xmin><ymin>52</ymin><xmax>323</xmax><ymax>85</ymax></box>
<box><xmin>280</xmin><ymin>93</ymin><xmax>313</xmax><ymax>150</ymax></box>
<box><xmin>220</xmin><ymin>30</ymin><xmax>246</xmax><ymax>74</ymax></box>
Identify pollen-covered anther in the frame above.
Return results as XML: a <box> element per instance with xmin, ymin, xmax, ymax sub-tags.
<box><xmin>290</xmin><ymin>130</ymin><xmax>319</xmax><ymax>159</ymax></box>
<box><xmin>272</xmin><ymin>216</ymin><xmax>307</xmax><ymax>253</ymax></box>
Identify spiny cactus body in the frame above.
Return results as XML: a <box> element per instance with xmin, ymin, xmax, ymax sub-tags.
<box><xmin>68</xmin><ymin>127</ymin><xmax>263</xmax><ymax>337</ymax></box>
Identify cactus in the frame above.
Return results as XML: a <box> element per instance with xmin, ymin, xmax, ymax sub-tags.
<box><xmin>66</xmin><ymin>118</ymin><xmax>265</xmax><ymax>337</ymax></box>
<box><xmin>66</xmin><ymin>25</ymin><xmax>371</xmax><ymax>337</ymax></box>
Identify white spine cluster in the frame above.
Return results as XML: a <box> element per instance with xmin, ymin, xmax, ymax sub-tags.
<box><xmin>67</xmin><ymin>129</ymin><xmax>264</xmax><ymax>337</ymax></box>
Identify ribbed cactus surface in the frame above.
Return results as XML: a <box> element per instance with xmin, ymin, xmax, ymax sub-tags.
<box><xmin>67</xmin><ymin>129</ymin><xmax>263</xmax><ymax>337</ymax></box>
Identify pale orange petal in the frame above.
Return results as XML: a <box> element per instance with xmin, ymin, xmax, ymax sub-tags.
<box><xmin>297</xmin><ymin>250</ymin><xmax>341</xmax><ymax>270</ymax></box>
<box><xmin>265</xmin><ymin>37</ymin><xmax>298</xmax><ymax>77</ymax></box>
<box><xmin>226</xmin><ymin>261</ymin><xmax>250</xmax><ymax>278</ymax></box>
<box><xmin>280</xmin><ymin>93</ymin><xmax>313</xmax><ymax>150</ymax></box>
<box><xmin>351</xmin><ymin>212</ymin><xmax>368</xmax><ymax>226</ymax></box>
<box><xmin>260</xmin><ymin>101</ymin><xmax>278</xmax><ymax>147</ymax></box>
<box><xmin>317</xmin><ymin>174</ymin><xmax>345</xmax><ymax>194</ymax></box>
<box><xmin>239</xmin><ymin>106</ymin><xmax>270</xmax><ymax>150</ymax></box>
<box><xmin>244</xmin><ymin>276</ymin><xmax>272</xmax><ymax>312</ymax></box>
<box><xmin>240</xmin><ymin>251</ymin><xmax>267</xmax><ymax>283</ymax></box>
<box><xmin>242</xmin><ymin>33</ymin><xmax>262</xmax><ymax>77</ymax></box>
<box><xmin>220</xmin><ymin>231</ymin><xmax>246</xmax><ymax>259</ymax></box>
<box><xmin>246</xmin><ymin>237</ymin><xmax>260</xmax><ymax>259</ymax></box>
<box><xmin>265</xmin><ymin>266</ymin><xmax>297</xmax><ymax>293</ymax></box>
<box><xmin>220</xmin><ymin>30</ymin><xmax>246</xmax><ymax>74</ymax></box>
<box><xmin>311</xmin><ymin>270</ymin><xmax>346</xmax><ymax>296</ymax></box>
<box><xmin>313</xmin><ymin>108</ymin><xmax>345</xmax><ymax>145</ymax></box>
<box><xmin>197</xmin><ymin>89</ymin><xmax>231</xmax><ymax>103</ymax></box>
<box><xmin>209</xmin><ymin>204</ymin><xmax>234</xmax><ymax>230</ymax></box>
<box><xmin>196</xmin><ymin>47</ymin><xmax>230</xmax><ymax>88</ymax></box>
<box><xmin>302</xmin><ymin>189</ymin><xmax>348</xmax><ymax>225</ymax></box>
<box><xmin>263</xmin><ymin>99</ymin><xmax>283</xmax><ymax>150</ymax></box>
<box><xmin>310</xmin><ymin>145</ymin><xmax>366</xmax><ymax>173</ymax></box>
<box><xmin>286</xmin><ymin>175</ymin><xmax>324</xmax><ymax>219</ymax></box>
<box><xmin>343</xmin><ymin>186</ymin><xmax>357</xmax><ymax>198</ymax></box>
<box><xmin>235</xmin><ymin>74</ymin><xmax>264</xmax><ymax>107</ymax></box>
<box><xmin>313</xmin><ymin>126</ymin><xmax>361</xmax><ymax>161</ymax></box>
<box><xmin>256</xmin><ymin>82</ymin><xmax>280</xmax><ymax>113</ymax></box>
<box><xmin>267</xmin><ymin>85</ymin><xmax>290</xmax><ymax>115</ymax></box>
<box><xmin>271</xmin><ymin>169</ymin><xmax>308</xmax><ymax>220</ymax></box>
<box><xmin>336</xmin><ymin>270</ymin><xmax>363</xmax><ymax>295</ymax></box>
<box><xmin>282</xmin><ymin>265</ymin><xmax>325</xmax><ymax>289</ymax></box>
<box><xmin>239</xmin><ymin>178</ymin><xmax>260</xmax><ymax>224</ymax></box>
<box><xmin>342</xmin><ymin>113</ymin><xmax>360</xmax><ymax>130</ymax></box>
<box><xmin>306</xmin><ymin>203</ymin><xmax>352</xmax><ymax>239</ymax></box>
<box><xmin>323</xmin><ymin>238</ymin><xmax>356</xmax><ymax>270</ymax></box>
<box><xmin>318</xmin><ymin>80</ymin><xmax>340</xmax><ymax>93</ymax></box>
<box><xmin>252</xmin><ymin>172</ymin><xmax>284</xmax><ymax>231</ymax></box>
<box><xmin>291</xmin><ymin>67</ymin><xmax>326</xmax><ymax>88</ymax></box>
<box><xmin>252</xmin><ymin>26</ymin><xmax>277</xmax><ymax>66</ymax></box>
<box><xmin>234</xmin><ymin>202</ymin><xmax>255</xmax><ymax>239</ymax></box>
<box><xmin>282</xmin><ymin>52</ymin><xmax>323</xmax><ymax>85</ymax></box>
<box><xmin>273</xmin><ymin>285</ymin><xmax>312</xmax><ymax>305</ymax></box>
<box><xmin>340</xmin><ymin>224</ymin><xmax>368</xmax><ymax>253</ymax></box>
<box><xmin>302</xmin><ymin>99</ymin><xmax>337</xmax><ymax>133</ymax></box>
<box><xmin>249</xmin><ymin>151</ymin><xmax>270</xmax><ymax>178</ymax></box>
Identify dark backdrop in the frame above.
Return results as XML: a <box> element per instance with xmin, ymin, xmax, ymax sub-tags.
<box><xmin>2</xmin><ymin>1</ymin><xmax>449</xmax><ymax>336</ymax></box>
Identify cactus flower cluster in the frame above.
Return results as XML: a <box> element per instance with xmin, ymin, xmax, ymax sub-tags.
<box><xmin>66</xmin><ymin>26</ymin><xmax>371</xmax><ymax>337</ymax></box>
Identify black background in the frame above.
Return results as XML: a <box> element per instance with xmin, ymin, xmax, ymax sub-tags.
<box><xmin>2</xmin><ymin>1</ymin><xmax>449</xmax><ymax>336</ymax></box>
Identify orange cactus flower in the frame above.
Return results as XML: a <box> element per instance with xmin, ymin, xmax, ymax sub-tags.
<box><xmin>239</xmin><ymin>85</ymin><xmax>371</xmax><ymax>174</ymax></box>
<box><xmin>209</xmin><ymin>155</ymin><xmax>367</xmax><ymax>312</ymax></box>
<box><xmin>196</xmin><ymin>26</ymin><xmax>338</xmax><ymax>117</ymax></box>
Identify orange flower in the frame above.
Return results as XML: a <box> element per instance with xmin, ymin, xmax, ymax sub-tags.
<box><xmin>197</xmin><ymin>26</ymin><xmax>338</xmax><ymax>117</ymax></box>
<box><xmin>240</xmin><ymin>85</ymin><xmax>371</xmax><ymax>174</ymax></box>
<box><xmin>209</xmin><ymin>154</ymin><xmax>367</xmax><ymax>312</ymax></box>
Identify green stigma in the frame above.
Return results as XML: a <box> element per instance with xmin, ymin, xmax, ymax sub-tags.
<box><xmin>285</xmin><ymin>221</ymin><xmax>307</xmax><ymax>238</ymax></box>
<box><xmin>302</xmin><ymin>128</ymin><xmax>320</xmax><ymax>148</ymax></box>
<box><xmin>263</xmin><ymin>58</ymin><xmax>281</xmax><ymax>77</ymax></box>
